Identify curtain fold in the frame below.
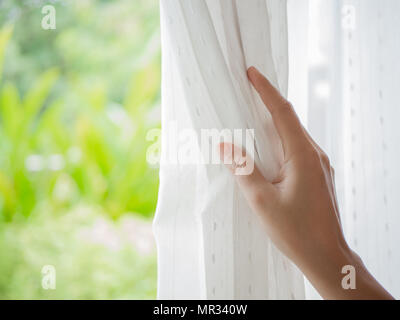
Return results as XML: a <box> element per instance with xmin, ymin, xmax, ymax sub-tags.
<box><xmin>155</xmin><ymin>0</ymin><xmax>400</xmax><ymax>300</ymax></box>
<box><xmin>154</xmin><ymin>0</ymin><xmax>305</xmax><ymax>300</ymax></box>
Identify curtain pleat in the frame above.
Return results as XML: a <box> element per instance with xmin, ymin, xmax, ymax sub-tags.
<box><xmin>154</xmin><ymin>0</ymin><xmax>305</xmax><ymax>300</ymax></box>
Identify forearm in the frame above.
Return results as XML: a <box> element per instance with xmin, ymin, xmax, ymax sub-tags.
<box><xmin>301</xmin><ymin>243</ymin><xmax>394</xmax><ymax>300</ymax></box>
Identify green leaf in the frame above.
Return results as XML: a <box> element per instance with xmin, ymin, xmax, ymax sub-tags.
<box><xmin>0</xmin><ymin>170</ymin><xmax>16</xmax><ymax>222</ymax></box>
<box><xmin>0</xmin><ymin>25</ymin><xmax>13</xmax><ymax>84</ymax></box>
<box><xmin>0</xmin><ymin>82</ymin><xmax>21</xmax><ymax>139</ymax></box>
<box><xmin>124</xmin><ymin>63</ymin><xmax>160</xmax><ymax>116</ymax></box>
<box><xmin>22</xmin><ymin>68</ymin><xmax>59</xmax><ymax>130</ymax></box>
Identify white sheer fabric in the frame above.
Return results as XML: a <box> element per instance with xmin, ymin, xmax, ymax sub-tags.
<box><xmin>154</xmin><ymin>0</ymin><xmax>304</xmax><ymax>299</ymax></box>
<box><xmin>297</xmin><ymin>0</ymin><xmax>400</xmax><ymax>299</ymax></box>
<box><xmin>155</xmin><ymin>0</ymin><xmax>400</xmax><ymax>300</ymax></box>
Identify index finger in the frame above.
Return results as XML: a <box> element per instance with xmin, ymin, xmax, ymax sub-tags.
<box><xmin>247</xmin><ymin>66</ymin><xmax>308</xmax><ymax>158</ymax></box>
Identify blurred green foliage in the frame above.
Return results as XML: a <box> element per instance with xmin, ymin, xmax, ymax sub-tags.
<box><xmin>0</xmin><ymin>0</ymin><xmax>160</xmax><ymax>299</ymax></box>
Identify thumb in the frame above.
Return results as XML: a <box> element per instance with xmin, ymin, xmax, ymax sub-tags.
<box><xmin>219</xmin><ymin>142</ymin><xmax>278</xmax><ymax>210</ymax></box>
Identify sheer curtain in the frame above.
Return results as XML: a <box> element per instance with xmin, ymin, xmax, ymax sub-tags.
<box><xmin>292</xmin><ymin>0</ymin><xmax>400</xmax><ymax>299</ymax></box>
<box><xmin>154</xmin><ymin>0</ymin><xmax>400</xmax><ymax>300</ymax></box>
<box><xmin>154</xmin><ymin>0</ymin><xmax>304</xmax><ymax>300</ymax></box>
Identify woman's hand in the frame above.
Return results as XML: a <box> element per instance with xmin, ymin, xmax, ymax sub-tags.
<box><xmin>219</xmin><ymin>66</ymin><xmax>394</xmax><ymax>300</ymax></box>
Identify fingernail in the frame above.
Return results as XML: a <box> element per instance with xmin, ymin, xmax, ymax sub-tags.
<box><xmin>247</xmin><ymin>66</ymin><xmax>260</xmax><ymax>81</ymax></box>
<box><xmin>247</xmin><ymin>66</ymin><xmax>258</xmax><ymax>74</ymax></box>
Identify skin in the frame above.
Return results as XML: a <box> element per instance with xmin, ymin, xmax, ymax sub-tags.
<box><xmin>219</xmin><ymin>66</ymin><xmax>394</xmax><ymax>300</ymax></box>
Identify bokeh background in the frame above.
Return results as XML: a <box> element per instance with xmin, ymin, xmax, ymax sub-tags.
<box><xmin>0</xmin><ymin>0</ymin><xmax>160</xmax><ymax>299</ymax></box>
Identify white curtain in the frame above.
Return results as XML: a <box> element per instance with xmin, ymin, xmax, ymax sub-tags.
<box><xmin>154</xmin><ymin>0</ymin><xmax>304</xmax><ymax>300</ymax></box>
<box><xmin>155</xmin><ymin>0</ymin><xmax>400</xmax><ymax>300</ymax></box>
<box><xmin>293</xmin><ymin>0</ymin><xmax>400</xmax><ymax>299</ymax></box>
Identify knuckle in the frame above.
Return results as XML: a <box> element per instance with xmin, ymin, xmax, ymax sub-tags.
<box><xmin>277</xmin><ymin>101</ymin><xmax>294</xmax><ymax>115</ymax></box>
<box><xmin>306</xmin><ymin>148</ymin><xmax>321</xmax><ymax>164</ymax></box>
<box><xmin>319</xmin><ymin>152</ymin><xmax>330</xmax><ymax>168</ymax></box>
<box><xmin>294</xmin><ymin>147</ymin><xmax>333</xmax><ymax>180</ymax></box>
<box><xmin>271</xmin><ymin>100</ymin><xmax>292</xmax><ymax>117</ymax></box>
<box><xmin>293</xmin><ymin>147</ymin><xmax>319</xmax><ymax>169</ymax></box>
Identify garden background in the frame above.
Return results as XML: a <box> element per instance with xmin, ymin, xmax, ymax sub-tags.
<box><xmin>0</xmin><ymin>0</ymin><xmax>160</xmax><ymax>299</ymax></box>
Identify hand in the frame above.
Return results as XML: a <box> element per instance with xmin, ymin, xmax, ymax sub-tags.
<box><xmin>219</xmin><ymin>66</ymin><xmax>394</xmax><ymax>300</ymax></box>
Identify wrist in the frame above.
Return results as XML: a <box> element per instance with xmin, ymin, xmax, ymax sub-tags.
<box><xmin>301</xmin><ymin>239</ymin><xmax>354</xmax><ymax>298</ymax></box>
<box><xmin>301</xmin><ymin>241</ymin><xmax>394</xmax><ymax>299</ymax></box>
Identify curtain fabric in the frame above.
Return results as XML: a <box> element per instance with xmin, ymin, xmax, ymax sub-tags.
<box><xmin>154</xmin><ymin>0</ymin><xmax>304</xmax><ymax>300</ymax></box>
<box><xmin>155</xmin><ymin>0</ymin><xmax>400</xmax><ymax>300</ymax></box>
<box><xmin>299</xmin><ymin>0</ymin><xmax>400</xmax><ymax>299</ymax></box>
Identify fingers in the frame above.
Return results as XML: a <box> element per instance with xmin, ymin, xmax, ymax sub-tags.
<box><xmin>247</xmin><ymin>66</ymin><xmax>308</xmax><ymax>158</ymax></box>
<box><xmin>219</xmin><ymin>142</ymin><xmax>277</xmax><ymax>208</ymax></box>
